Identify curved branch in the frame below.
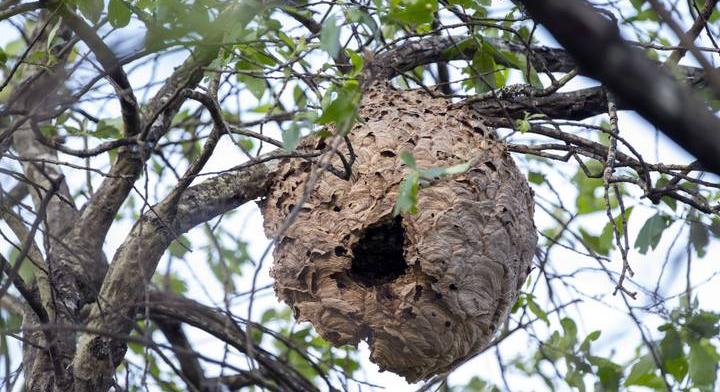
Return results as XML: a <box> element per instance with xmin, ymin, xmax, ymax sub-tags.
<box><xmin>147</xmin><ymin>292</ymin><xmax>320</xmax><ymax>392</ymax></box>
<box><xmin>368</xmin><ymin>34</ymin><xmax>704</xmax><ymax>83</ymax></box>
<box><xmin>0</xmin><ymin>1</ymin><xmax>42</xmax><ymax>21</ymax></box>
<box><xmin>58</xmin><ymin>5</ymin><xmax>141</xmax><ymax>137</ymax></box>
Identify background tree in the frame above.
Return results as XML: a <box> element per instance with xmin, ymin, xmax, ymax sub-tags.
<box><xmin>1</xmin><ymin>0</ymin><xmax>720</xmax><ymax>390</ymax></box>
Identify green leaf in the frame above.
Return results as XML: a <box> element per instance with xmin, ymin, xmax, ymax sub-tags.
<box><xmin>560</xmin><ymin>317</ymin><xmax>578</xmax><ymax>346</ymax></box>
<box><xmin>237</xmin><ymin>138</ymin><xmax>254</xmax><ymax>152</ymax></box>
<box><xmin>320</xmin><ymin>15</ymin><xmax>341</xmax><ymax>57</ymax></box>
<box><xmin>710</xmin><ymin>217</ymin><xmax>720</xmax><ymax>237</ymax></box>
<box><xmin>347</xmin><ymin>49</ymin><xmax>364</xmax><ymax>76</ymax></box>
<box><xmin>528</xmin><ymin>171</ymin><xmax>545</xmax><ymax>185</ymax></box>
<box><xmin>590</xmin><ymin>206</ymin><xmax>633</xmax><ymax>255</ymax></box>
<box><xmin>634</xmin><ymin>214</ymin><xmax>671</xmax><ymax>254</ymax></box>
<box><xmin>686</xmin><ymin>311</ymin><xmax>720</xmax><ymax>339</ymax></box>
<box><xmin>515</xmin><ymin>119</ymin><xmax>530</xmax><ymax>133</ymax></box>
<box><xmin>654</xmin><ymin>176</ymin><xmax>677</xmax><ymax>210</ymax></box>
<box><xmin>572</xmin><ymin>161</ymin><xmax>612</xmax><ymax>215</ymax></box>
<box><xmin>665</xmin><ymin>357</ymin><xmax>689</xmax><ymax>383</ymax></box>
<box><xmin>443</xmin><ymin>161</ymin><xmax>472</xmax><ymax>175</ymax></box>
<box><xmin>419</xmin><ymin>160</ymin><xmax>471</xmax><ymax>180</ymax></box>
<box><xmin>608</xmin><ymin>206</ymin><xmax>633</xmax><ymax>237</ymax></box>
<box><xmin>399</xmin><ymin>151</ymin><xmax>417</xmax><ymax>170</ymax></box>
<box><xmin>238</xmin><ymin>74</ymin><xmax>266</xmax><ymax>100</ymax></box>
<box><xmin>393</xmin><ymin>171</ymin><xmax>420</xmax><ymax>216</ymax></box>
<box><xmin>282</xmin><ymin>125</ymin><xmax>301</xmax><ymax>151</ymax></box>
<box><xmin>345</xmin><ymin>7</ymin><xmax>379</xmax><ymax>39</ymax></box>
<box><xmin>77</xmin><ymin>0</ymin><xmax>104</xmax><ymax>23</ymax></box>
<box><xmin>660</xmin><ymin>326</ymin><xmax>684</xmax><ymax>361</ymax></box>
<box><xmin>690</xmin><ymin>219</ymin><xmax>710</xmax><ymax>258</ymax></box>
<box><xmin>565</xmin><ymin>369</ymin><xmax>585</xmax><ymax>391</ymax></box>
<box><xmin>593</xmin><ymin>358</ymin><xmax>622</xmax><ymax>391</ymax></box>
<box><xmin>625</xmin><ymin>355</ymin><xmax>665</xmax><ymax>389</ymax></box>
<box><xmin>108</xmin><ymin>0</ymin><xmax>132</xmax><ymax>27</ymax></box>
<box><xmin>448</xmin><ymin>0</ymin><xmax>489</xmax><ymax>10</ymax></box>
<box><xmin>94</xmin><ymin>120</ymin><xmax>121</xmax><ymax>139</ymax></box>
<box><xmin>318</xmin><ymin>81</ymin><xmax>360</xmax><ymax>134</ymax></box>
<box><xmin>689</xmin><ymin>339</ymin><xmax>719</xmax><ymax>387</ymax></box>
<box><xmin>579</xmin><ymin>330</ymin><xmax>601</xmax><ymax>352</ymax></box>
<box><xmin>168</xmin><ymin>236</ymin><xmax>189</xmax><ymax>258</ymax></box>
<box><xmin>128</xmin><ymin>341</ymin><xmax>144</xmax><ymax>355</ymax></box>
<box><xmin>154</xmin><ymin>273</ymin><xmax>188</xmax><ymax>295</ymax></box>
<box><xmin>46</xmin><ymin>20</ymin><xmax>62</xmax><ymax>51</ymax></box>
<box><xmin>388</xmin><ymin>0</ymin><xmax>438</xmax><ymax>26</ymax></box>
<box><xmin>526</xmin><ymin>295</ymin><xmax>549</xmax><ymax>325</ymax></box>
<box><xmin>511</xmin><ymin>294</ymin><xmax>526</xmax><ymax>313</ymax></box>
<box><xmin>470</xmin><ymin>42</ymin><xmax>497</xmax><ymax>93</ymax></box>
<box><xmin>293</xmin><ymin>85</ymin><xmax>307</xmax><ymax>108</ymax></box>
<box><xmin>579</xmin><ymin>227</ymin><xmax>612</xmax><ymax>256</ymax></box>
<box><xmin>260</xmin><ymin>308</ymin><xmax>279</xmax><ymax>323</ymax></box>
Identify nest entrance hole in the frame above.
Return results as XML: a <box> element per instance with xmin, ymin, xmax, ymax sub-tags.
<box><xmin>349</xmin><ymin>217</ymin><xmax>407</xmax><ymax>287</ymax></box>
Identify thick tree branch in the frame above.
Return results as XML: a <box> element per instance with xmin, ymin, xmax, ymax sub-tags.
<box><xmin>369</xmin><ymin>34</ymin><xmax>705</xmax><ymax>84</ymax></box>
<box><xmin>474</xmin><ymin>86</ymin><xmax>611</xmax><ymax>123</ymax></box>
<box><xmin>0</xmin><ymin>1</ymin><xmax>42</xmax><ymax>21</ymax></box>
<box><xmin>72</xmin><ymin>160</ymin><xmax>274</xmax><ymax>391</ymax></box>
<box><xmin>1</xmin><ymin>182</ymin><xmax>29</xmax><ymax>208</ymax></box>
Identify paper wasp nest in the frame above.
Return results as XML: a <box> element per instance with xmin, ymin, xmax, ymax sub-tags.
<box><xmin>262</xmin><ymin>84</ymin><xmax>537</xmax><ymax>382</ymax></box>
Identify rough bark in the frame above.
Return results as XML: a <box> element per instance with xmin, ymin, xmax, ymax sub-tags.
<box><xmin>72</xmin><ymin>162</ymin><xmax>273</xmax><ymax>391</ymax></box>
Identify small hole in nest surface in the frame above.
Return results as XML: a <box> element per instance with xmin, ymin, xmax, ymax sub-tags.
<box><xmin>350</xmin><ymin>217</ymin><xmax>407</xmax><ymax>287</ymax></box>
<box><xmin>334</xmin><ymin>246</ymin><xmax>347</xmax><ymax>256</ymax></box>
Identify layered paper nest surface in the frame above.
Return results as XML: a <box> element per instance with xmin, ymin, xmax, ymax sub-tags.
<box><xmin>262</xmin><ymin>84</ymin><xmax>537</xmax><ymax>382</ymax></box>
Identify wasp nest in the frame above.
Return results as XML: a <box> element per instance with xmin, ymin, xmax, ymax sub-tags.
<box><xmin>262</xmin><ymin>83</ymin><xmax>537</xmax><ymax>382</ymax></box>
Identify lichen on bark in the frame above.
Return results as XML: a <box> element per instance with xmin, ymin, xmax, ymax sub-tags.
<box><xmin>262</xmin><ymin>83</ymin><xmax>537</xmax><ymax>382</ymax></box>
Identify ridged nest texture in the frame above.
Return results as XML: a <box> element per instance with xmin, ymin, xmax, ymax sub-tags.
<box><xmin>262</xmin><ymin>83</ymin><xmax>537</xmax><ymax>382</ymax></box>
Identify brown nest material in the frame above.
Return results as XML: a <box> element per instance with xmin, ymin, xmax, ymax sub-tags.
<box><xmin>262</xmin><ymin>83</ymin><xmax>537</xmax><ymax>382</ymax></box>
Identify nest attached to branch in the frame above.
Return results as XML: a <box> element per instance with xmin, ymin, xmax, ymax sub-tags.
<box><xmin>261</xmin><ymin>84</ymin><xmax>537</xmax><ymax>382</ymax></box>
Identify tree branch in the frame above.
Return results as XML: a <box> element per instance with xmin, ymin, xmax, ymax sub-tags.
<box><xmin>516</xmin><ymin>0</ymin><xmax>720</xmax><ymax>175</ymax></box>
<box><xmin>666</xmin><ymin>0</ymin><xmax>719</xmax><ymax>65</ymax></box>
<box><xmin>72</xmin><ymin>159</ymin><xmax>274</xmax><ymax>391</ymax></box>
<box><xmin>147</xmin><ymin>292</ymin><xmax>319</xmax><ymax>392</ymax></box>
<box><xmin>57</xmin><ymin>4</ymin><xmax>141</xmax><ymax>138</ymax></box>
<box><xmin>368</xmin><ymin>34</ymin><xmax>705</xmax><ymax>83</ymax></box>
<box><xmin>153</xmin><ymin>318</ymin><xmax>208</xmax><ymax>392</ymax></box>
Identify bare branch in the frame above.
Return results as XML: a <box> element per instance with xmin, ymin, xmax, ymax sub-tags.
<box><xmin>666</xmin><ymin>0</ymin><xmax>719</xmax><ymax>65</ymax></box>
